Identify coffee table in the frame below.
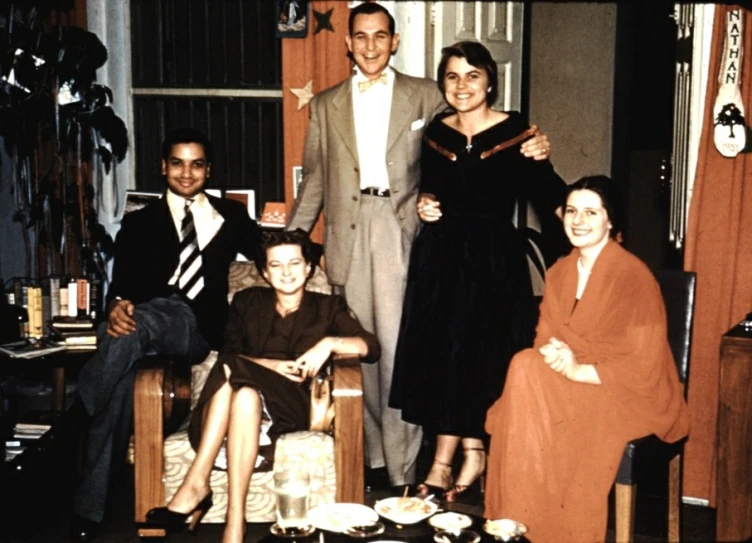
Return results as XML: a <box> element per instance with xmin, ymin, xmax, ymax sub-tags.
<box><xmin>260</xmin><ymin>502</ymin><xmax>529</xmax><ymax>543</ymax></box>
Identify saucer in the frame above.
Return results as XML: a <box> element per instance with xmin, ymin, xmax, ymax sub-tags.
<box><xmin>269</xmin><ymin>523</ymin><xmax>315</xmax><ymax>538</ymax></box>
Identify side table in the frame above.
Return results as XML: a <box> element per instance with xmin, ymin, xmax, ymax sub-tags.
<box><xmin>717</xmin><ymin>321</ymin><xmax>752</xmax><ymax>542</ymax></box>
<box><xmin>0</xmin><ymin>348</ymin><xmax>91</xmax><ymax>414</ymax></box>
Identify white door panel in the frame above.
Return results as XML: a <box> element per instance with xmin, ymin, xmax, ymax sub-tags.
<box><xmin>431</xmin><ymin>1</ymin><xmax>523</xmax><ymax>111</ymax></box>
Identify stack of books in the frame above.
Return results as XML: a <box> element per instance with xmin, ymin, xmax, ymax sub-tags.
<box><xmin>13</xmin><ymin>421</ymin><xmax>52</xmax><ymax>440</ymax></box>
<box><xmin>7</xmin><ymin>277</ymin><xmax>102</xmax><ymax>339</ymax></box>
<box><xmin>4</xmin><ymin>412</ymin><xmax>57</xmax><ymax>461</ymax></box>
<box><xmin>49</xmin><ymin>316</ymin><xmax>97</xmax><ymax>351</ymax></box>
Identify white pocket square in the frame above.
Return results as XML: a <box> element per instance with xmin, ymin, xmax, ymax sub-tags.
<box><xmin>410</xmin><ymin>118</ymin><xmax>425</xmax><ymax>131</ymax></box>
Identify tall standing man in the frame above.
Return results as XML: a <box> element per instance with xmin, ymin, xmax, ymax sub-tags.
<box><xmin>288</xmin><ymin>2</ymin><xmax>550</xmax><ymax>492</ymax></box>
<box><xmin>70</xmin><ymin>128</ymin><xmax>261</xmax><ymax>542</ymax></box>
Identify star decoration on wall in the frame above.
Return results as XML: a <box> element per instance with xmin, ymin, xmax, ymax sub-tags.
<box><xmin>290</xmin><ymin>80</ymin><xmax>314</xmax><ymax>110</ymax></box>
<box><xmin>313</xmin><ymin>8</ymin><xmax>334</xmax><ymax>34</ymax></box>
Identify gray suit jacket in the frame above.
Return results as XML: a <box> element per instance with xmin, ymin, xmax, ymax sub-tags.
<box><xmin>288</xmin><ymin>70</ymin><xmax>446</xmax><ymax>285</ymax></box>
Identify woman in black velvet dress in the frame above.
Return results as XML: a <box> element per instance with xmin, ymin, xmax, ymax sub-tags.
<box><xmin>389</xmin><ymin>41</ymin><xmax>568</xmax><ymax>502</ymax></box>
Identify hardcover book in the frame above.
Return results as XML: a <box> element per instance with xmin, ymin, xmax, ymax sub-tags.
<box><xmin>50</xmin><ymin>316</ymin><xmax>95</xmax><ymax>330</ymax></box>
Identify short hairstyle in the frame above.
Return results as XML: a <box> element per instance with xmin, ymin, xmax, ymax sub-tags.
<box><xmin>564</xmin><ymin>175</ymin><xmax>623</xmax><ymax>239</ymax></box>
<box><xmin>437</xmin><ymin>41</ymin><xmax>499</xmax><ymax>107</ymax></box>
<box><xmin>348</xmin><ymin>2</ymin><xmax>395</xmax><ymax>36</ymax></box>
<box><xmin>161</xmin><ymin>128</ymin><xmax>214</xmax><ymax>165</ymax></box>
<box><xmin>254</xmin><ymin>228</ymin><xmax>319</xmax><ymax>278</ymax></box>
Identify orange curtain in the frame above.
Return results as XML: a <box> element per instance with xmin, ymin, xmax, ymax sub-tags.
<box><xmin>683</xmin><ymin>5</ymin><xmax>752</xmax><ymax>505</ymax></box>
<box><xmin>281</xmin><ymin>1</ymin><xmax>352</xmax><ymax>243</ymax></box>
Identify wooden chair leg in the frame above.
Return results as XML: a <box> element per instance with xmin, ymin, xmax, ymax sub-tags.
<box><xmin>134</xmin><ymin>367</ymin><xmax>167</xmax><ymax>538</ymax></box>
<box><xmin>615</xmin><ymin>482</ymin><xmax>636</xmax><ymax>543</ymax></box>
<box><xmin>667</xmin><ymin>454</ymin><xmax>682</xmax><ymax>543</ymax></box>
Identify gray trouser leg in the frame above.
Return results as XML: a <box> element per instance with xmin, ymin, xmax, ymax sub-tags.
<box><xmin>342</xmin><ymin>196</ymin><xmax>422</xmax><ymax>486</ymax></box>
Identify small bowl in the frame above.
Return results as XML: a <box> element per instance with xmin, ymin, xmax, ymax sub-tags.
<box><xmin>428</xmin><ymin>512</ymin><xmax>473</xmax><ymax>533</ymax></box>
<box><xmin>434</xmin><ymin>529</ymin><xmax>481</xmax><ymax>543</ymax></box>
<box><xmin>483</xmin><ymin>519</ymin><xmax>528</xmax><ymax>541</ymax></box>
<box><xmin>374</xmin><ymin>496</ymin><xmax>438</xmax><ymax>525</ymax></box>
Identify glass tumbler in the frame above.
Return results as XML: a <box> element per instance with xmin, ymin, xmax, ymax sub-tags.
<box><xmin>273</xmin><ymin>469</ymin><xmax>311</xmax><ymax>529</ymax></box>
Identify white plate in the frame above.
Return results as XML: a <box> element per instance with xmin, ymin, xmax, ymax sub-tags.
<box><xmin>374</xmin><ymin>496</ymin><xmax>439</xmax><ymax>525</ymax></box>
<box><xmin>428</xmin><ymin>512</ymin><xmax>473</xmax><ymax>532</ymax></box>
<box><xmin>306</xmin><ymin>503</ymin><xmax>379</xmax><ymax>533</ymax></box>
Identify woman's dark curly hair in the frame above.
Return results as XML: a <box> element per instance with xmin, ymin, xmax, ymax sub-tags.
<box><xmin>254</xmin><ymin>228</ymin><xmax>318</xmax><ymax>278</ymax></box>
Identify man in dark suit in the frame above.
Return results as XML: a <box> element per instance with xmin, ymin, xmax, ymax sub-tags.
<box><xmin>288</xmin><ymin>2</ymin><xmax>551</xmax><ymax>493</ymax></box>
<box><xmin>70</xmin><ymin>128</ymin><xmax>261</xmax><ymax>542</ymax></box>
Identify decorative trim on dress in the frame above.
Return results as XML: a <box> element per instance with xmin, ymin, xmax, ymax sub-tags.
<box><xmin>480</xmin><ymin>127</ymin><xmax>537</xmax><ymax>159</ymax></box>
<box><xmin>423</xmin><ymin>135</ymin><xmax>457</xmax><ymax>161</ymax></box>
<box><xmin>423</xmin><ymin>126</ymin><xmax>538</xmax><ymax>161</ymax></box>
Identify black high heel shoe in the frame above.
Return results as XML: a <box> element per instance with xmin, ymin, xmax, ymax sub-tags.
<box><xmin>146</xmin><ymin>491</ymin><xmax>213</xmax><ymax>533</ymax></box>
<box><xmin>446</xmin><ymin>447</ymin><xmax>486</xmax><ymax>503</ymax></box>
<box><xmin>416</xmin><ymin>459</ymin><xmax>453</xmax><ymax>499</ymax></box>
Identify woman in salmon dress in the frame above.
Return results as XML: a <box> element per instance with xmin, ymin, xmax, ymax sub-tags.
<box><xmin>484</xmin><ymin>176</ymin><xmax>689</xmax><ymax>543</ymax></box>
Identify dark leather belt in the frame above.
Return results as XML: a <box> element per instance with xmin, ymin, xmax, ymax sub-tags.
<box><xmin>360</xmin><ymin>187</ymin><xmax>391</xmax><ymax>197</ymax></box>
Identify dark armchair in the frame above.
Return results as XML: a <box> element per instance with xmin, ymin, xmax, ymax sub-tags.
<box><xmin>614</xmin><ymin>270</ymin><xmax>696</xmax><ymax>543</ymax></box>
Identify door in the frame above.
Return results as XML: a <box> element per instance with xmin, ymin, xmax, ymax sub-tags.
<box><xmin>430</xmin><ymin>1</ymin><xmax>524</xmax><ymax>111</ymax></box>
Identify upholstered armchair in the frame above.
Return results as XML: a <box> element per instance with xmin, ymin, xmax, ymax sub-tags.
<box><xmin>132</xmin><ymin>261</ymin><xmax>365</xmax><ymax>538</ymax></box>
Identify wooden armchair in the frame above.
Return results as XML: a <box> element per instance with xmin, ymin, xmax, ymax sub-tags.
<box><xmin>132</xmin><ymin>262</ymin><xmax>365</xmax><ymax>537</ymax></box>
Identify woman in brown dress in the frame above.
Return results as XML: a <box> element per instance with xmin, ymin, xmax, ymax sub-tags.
<box><xmin>484</xmin><ymin>176</ymin><xmax>689</xmax><ymax>542</ymax></box>
<box><xmin>146</xmin><ymin>229</ymin><xmax>379</xmax><ymax>543</ymax></box>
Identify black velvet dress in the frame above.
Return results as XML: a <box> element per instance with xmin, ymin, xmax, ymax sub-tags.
<box><xmin>389</xmin><ymin>111</ymin><xmax>568</xmax><ymax>437</ymax></box>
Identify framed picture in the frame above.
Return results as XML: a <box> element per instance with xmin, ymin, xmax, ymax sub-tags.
<box><xmin>225</xmin><ymin>189</ymin><xmax>257</xmax><ymax>220</ymax></box>
<box><xmin>276</xmin><ymin>0</ymin><xmax>309</xmax><ymax>38</ymax></box>
<box><xmin>293</xmin><ymin>166</ymin><xmax>303</xmax><ymax>199</ymax></box>
<box><xmin>124</xmin><ymin>191</ymin><xmax>161</xmax><ymax>216</ymax></box>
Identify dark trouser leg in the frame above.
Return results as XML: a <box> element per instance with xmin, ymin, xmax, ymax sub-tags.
<box><xmin>73</xmin><ymin>295</ymin><xmax>209</xmax><ymax>522</ymax></box>
<box><xmin>73</xmin><ymin>370</ymin><xmax>135</xmax><ymax>522</ymax></box>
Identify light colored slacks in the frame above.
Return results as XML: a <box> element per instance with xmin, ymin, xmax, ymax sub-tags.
<box><xmin>338</xmin><ymin>195</ymin><xmax>422</xmax><ymax>486</ymax></box>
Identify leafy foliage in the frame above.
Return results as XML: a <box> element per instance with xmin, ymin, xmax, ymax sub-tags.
<box><xmin>0</xmin><ymin>1</ymin><xmax>127</xmax><ymax>277</ymax></box>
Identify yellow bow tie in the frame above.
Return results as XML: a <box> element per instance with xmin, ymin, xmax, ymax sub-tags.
<box><xmin>358</xmin><ymin>73</ymin><xmax>388</xmax><ymax>93</ymax></box>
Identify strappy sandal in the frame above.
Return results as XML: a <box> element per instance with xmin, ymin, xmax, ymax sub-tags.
<box><xmin>446</xmin><ymin>447</ymin><xmax>486</xmax><ymax>503</ymax></box>
<box><xmin>416</xmin><ymin>459</ymin><xmax>453</xmax><ymax>498</ymax></box>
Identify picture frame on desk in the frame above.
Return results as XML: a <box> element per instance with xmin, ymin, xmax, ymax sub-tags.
<box><xmin>259</xmin><ymin>202</ymin><xmax>287</xmax><ymax>229</ymax></box>
<box><xmin>225</xmin><ymin>189</ymin><xmax>256</xmax><ymax>220</ymax></box>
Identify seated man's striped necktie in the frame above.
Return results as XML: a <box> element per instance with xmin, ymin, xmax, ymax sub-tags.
<box><xmin>171</xmin><ymin>199</ymin><xmax>204</xmax><ymax>300</ymax></box>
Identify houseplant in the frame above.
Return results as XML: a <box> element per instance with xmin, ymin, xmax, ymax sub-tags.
<box><xmin>0</xmin><ymin>0</ymin><xmax>127</xmax><ymax>283</ymax></box>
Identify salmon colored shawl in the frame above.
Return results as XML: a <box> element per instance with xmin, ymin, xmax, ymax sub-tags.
<box><xmin>531</xmin><ymin>240</ymin><xmax>689</xmax><ymax>442</ymax></box>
